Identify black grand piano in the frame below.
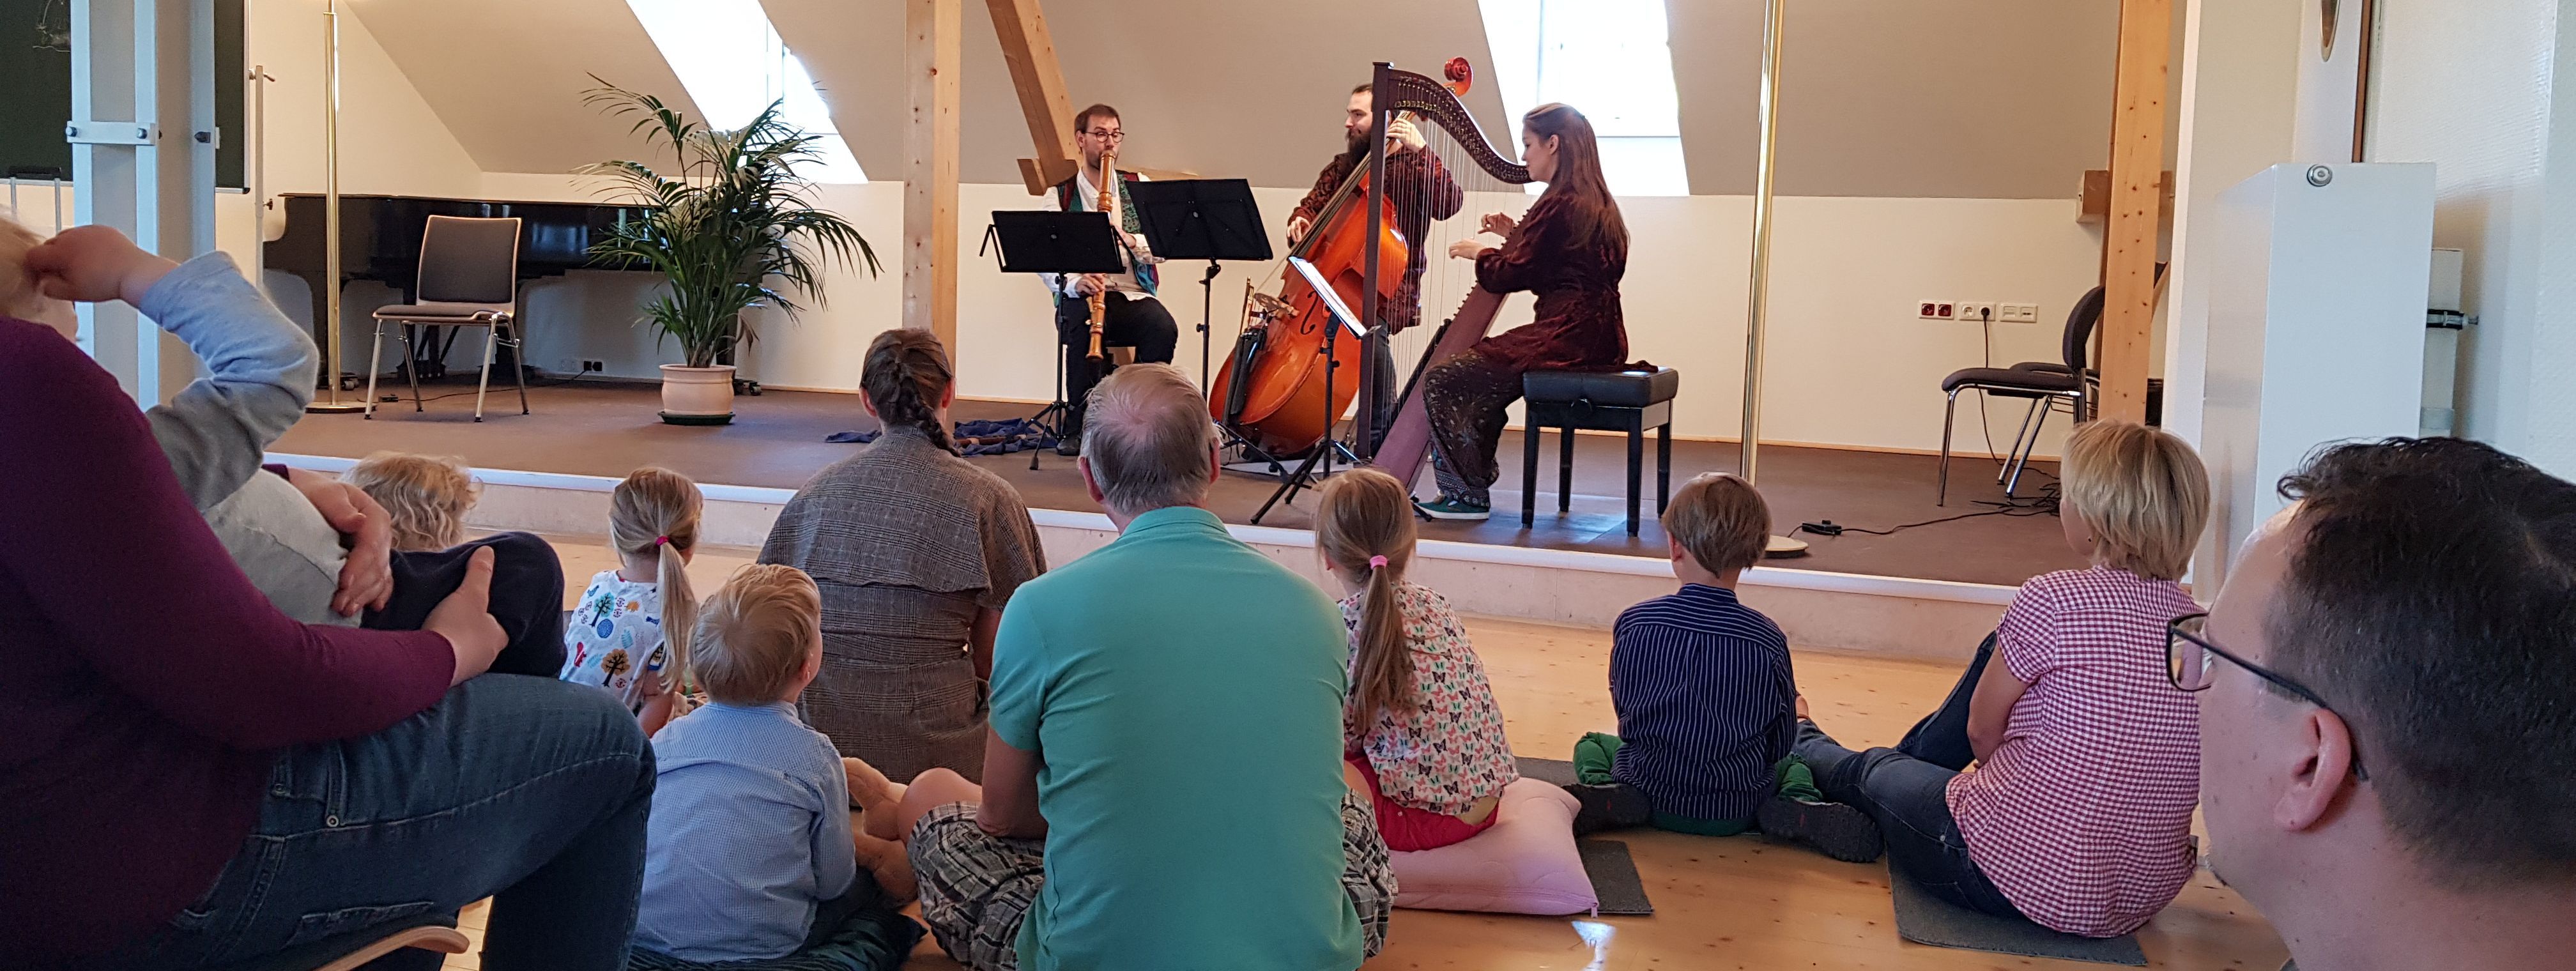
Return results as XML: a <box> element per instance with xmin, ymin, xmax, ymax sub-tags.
<box><xmin>263</xmin><ymin>193</ymin><xmax>654</xmax><ymax>379</ymax></box>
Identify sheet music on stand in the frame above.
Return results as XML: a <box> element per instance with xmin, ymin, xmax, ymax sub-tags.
<box><xmin>1122</xmin><ymin>179</ymin><xmax>1272</xmax><ymax>397</ymax></box>
<box><xmin>1245</xmin><ymin>255</ymin><xmax>1368</xmax><ymax>523</ymax></box>
<box><xmin>981</xmin><ymin>210</ymin><xmax>1128</xmax><ymax>470</ymax></box>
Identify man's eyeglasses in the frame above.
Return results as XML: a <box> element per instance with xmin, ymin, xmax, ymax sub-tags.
<box><xmin>1084</xmin><ymin>128</ymin><xmax>1124</xmax><ymax>142</ymax></box>
<box><xmin>2166</xmin><ymin>613</ymin><xmax>2368</xmax><ymax>781</ymax></box>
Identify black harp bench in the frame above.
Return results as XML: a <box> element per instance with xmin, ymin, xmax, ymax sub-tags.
<box><xmin>1521</xmin><ymin>367</ymin><xmax>1680</xmax><ymax>537</ymax></box>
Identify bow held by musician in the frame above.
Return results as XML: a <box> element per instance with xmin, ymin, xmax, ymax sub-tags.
<box><xmin>1416</xmin><ymin>103</ymin><xmax>1630</xmax><ymax>522</ymax></box>
<box><xmin>1048</xmin><ymin>103</ymin><xmax>1178</xmax><ymax>457</ymax></box>
<box><xmin>1282</xmin><ymin>83</ymin><xmax>1464</xmax><ymax>448</ymax></box>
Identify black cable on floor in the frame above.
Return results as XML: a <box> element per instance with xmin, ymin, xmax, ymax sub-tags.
<box><xmin>1797</xmin><ymin>481</ymin><xmax>2060</xmax><ymax>539</ymax></box>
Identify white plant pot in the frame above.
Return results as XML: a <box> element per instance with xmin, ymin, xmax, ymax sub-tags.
<box><xmin>659</xmin><ymin>364</ymin><xmax>737</xmax><ymax>425</ymax></box>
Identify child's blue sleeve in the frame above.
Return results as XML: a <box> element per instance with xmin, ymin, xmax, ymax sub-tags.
<box><xmin>811</xmin><ymin>750</ymin><xmax>857</xmax><ymax>901</ymax></box>
<box><xmin>138</xmin><ymin>252</ymin><xmax>318</xmax><ymax>511</ymax></box>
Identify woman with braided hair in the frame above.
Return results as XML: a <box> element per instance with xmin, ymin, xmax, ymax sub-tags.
<box><xmin>759</xmin><ymin>329</ymin><xmax>1046</xmax><ymax>781</ymax></box>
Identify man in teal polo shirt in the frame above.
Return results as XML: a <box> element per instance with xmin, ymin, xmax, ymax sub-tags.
<box><xmin>864</xmin><ymin>363</ymin><xmax>1393</xmax><ymax>971</ymax></box>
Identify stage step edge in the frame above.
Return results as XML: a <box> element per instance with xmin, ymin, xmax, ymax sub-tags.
<box><xmin>272</xmin><ymin>454</ymin><xmax>2009</xmax><ymax>662</ymax></box>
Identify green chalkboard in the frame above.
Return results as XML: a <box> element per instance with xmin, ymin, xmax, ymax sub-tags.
<box><xmin>1</xmin><ymin>0</ymin><xmax>245</xmax><ymax>189</ymax></box>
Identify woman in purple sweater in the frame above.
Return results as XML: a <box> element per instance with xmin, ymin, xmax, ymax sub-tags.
<box><xmin>0</xmin><ymin>230</ymin><xmax>654</xmax><ymax>970</ymax></box>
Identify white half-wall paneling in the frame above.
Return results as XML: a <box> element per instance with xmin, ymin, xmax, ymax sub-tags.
<box><xmin>461</xmin><ymin>173</ymin><xmax>2106</xmax><ymax>458</ymax></box>
<box><xmin>2197</xmin><ymin>162</ymin><xmax>2434</xmax><ymax>587</ymax></box>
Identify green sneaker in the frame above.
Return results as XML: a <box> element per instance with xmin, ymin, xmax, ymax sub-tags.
<box><xmin>1414</xmin><ymin>494</ymin><xmax>1491</xmax><ymax>521</ymax></box>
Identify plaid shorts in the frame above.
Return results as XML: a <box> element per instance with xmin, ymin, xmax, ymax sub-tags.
<box><xmin>908</xmin><ymin>792</ymin><xmax>1397</xmax><ymax>971</ymax></box>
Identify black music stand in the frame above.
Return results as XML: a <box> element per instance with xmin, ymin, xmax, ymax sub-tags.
<box><xmin>1123</xmin><ymin>180</ymin><xmax>1272</xmax><ymax>394</ymax></box>
<box><xmin>1250</xmin><ymin>256</ymin><xmax>1369</xmax><ymax>524</ymax></box>
<box><xmin>981</xmin><ymin>210</ymin><xmax>1125</xmax><ymax>469</ymax></box>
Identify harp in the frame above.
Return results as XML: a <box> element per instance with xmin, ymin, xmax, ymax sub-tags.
<box><xmin>1355</xmin><ymin>60</ymin><xmax>1535</xmax><ymax>490</ymax></box>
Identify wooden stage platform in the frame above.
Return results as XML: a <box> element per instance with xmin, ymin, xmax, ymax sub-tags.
<box><xmin>272</xmin><ymin>378</ymin><xmax>2083</xmax><ymax>588</ymax></box>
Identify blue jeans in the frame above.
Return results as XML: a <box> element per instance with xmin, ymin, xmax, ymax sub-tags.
<box><xmin>112</xmin><ymin>675</ymin><xmax>654</xmax><ymax>971</ymax></box>
<box><xmin>1793</xmin><ymin>635</ymin><xmax>2023</xmax><ymax>921</ymax></box>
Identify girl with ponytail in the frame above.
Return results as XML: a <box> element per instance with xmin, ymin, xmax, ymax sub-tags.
<box><xmin>561</xmin><ymin>466</ymin><xmax>705</xmax><ymax>733</ymax></box>
<box><xmin>1315</xmin><ymin>468</ymin><xmax>1519</xmax><ymax>850</ymax></box>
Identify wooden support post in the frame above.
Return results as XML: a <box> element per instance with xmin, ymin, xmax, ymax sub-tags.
<box><xmin>904</xmin><ymin>0</ymin><xmax>961</xmax><ymax>348</ymax></box>
<box><xmin>2098</xmin><ymin>0</ymin><xmax>2174</xmax><ymax>424</ymax></box>
<box><xmin>986</xmin><ymin>0</ymin><xmax>1079</xmax><ymax>194</ymax></box>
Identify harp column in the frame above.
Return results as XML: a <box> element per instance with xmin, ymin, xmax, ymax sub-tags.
<box><xmin>1738</xmin><ymin>0</ymin><xmax>1804</xmax><ymax>556</ymax></box>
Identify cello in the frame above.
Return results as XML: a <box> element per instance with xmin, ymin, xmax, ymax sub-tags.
<box><xmin>1207</xmin><ymin>60</ymin><xmax>1478</xmax><ymax>458</ymax></box>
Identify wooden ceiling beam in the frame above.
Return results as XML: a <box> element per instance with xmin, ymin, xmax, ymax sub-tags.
<box><xmin>903</xmin><ymin>0</ymin><xmax>962</xmax><ymax>346</ymax></box>
<box><xmin>986</xmin><ymin>0</ymin><xmax>1080</xmax><ymax>194</ymax></box>
<box><xmin>2097</xmin><ymin>0</ymin><xmax>2174</xmax><ymax>425</ymax></box>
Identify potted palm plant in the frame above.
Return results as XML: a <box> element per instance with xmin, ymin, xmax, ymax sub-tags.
<box><xmin>583</xmin><ymin>80</ymin><xmax>876</xmax><ymax>424</ymax></box>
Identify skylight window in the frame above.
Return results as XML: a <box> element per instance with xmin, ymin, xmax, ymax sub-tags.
<box><xmin>625</xmin><ymin>0</ymin><xmax>865</xmax><ymax>183</ymax></box>
<box><xmin>1478</xmin><ymin>0</ymin><xmax>1690</xmax><ymax>196</ymax></box>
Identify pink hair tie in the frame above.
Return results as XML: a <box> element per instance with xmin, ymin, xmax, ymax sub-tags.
<box><xmin>654</xmin><ymin>536</ymin><xmax>671</xmax><ymax>547</ymax></box>
<box><xmin>1367</xmin><ymin>554</ymin><xmax>1388</xmax><ymax>570</ymax></box>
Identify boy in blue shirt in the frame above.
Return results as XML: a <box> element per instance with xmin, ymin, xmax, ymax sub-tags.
<box><xmin>634</xmin><ymin>564</ymin><xmax>921</xmax><ymax>964</ymax></box>
<box><xmin>1566</xmin><ymin>473</ymin><xmax>1878</xmax><ymax>862</ymax></box>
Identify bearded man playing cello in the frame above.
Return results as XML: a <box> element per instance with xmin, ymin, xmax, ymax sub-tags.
<box><xmin>1281</xmin><ymin>82</ymin><xmax>1464</xmax><ymax>450</ymax></box>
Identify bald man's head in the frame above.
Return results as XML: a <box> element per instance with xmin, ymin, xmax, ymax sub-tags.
<box><xmin>1080</xmin><ymin>363</ymin><xmax>1217</xmax><ymax>518</ymax></box>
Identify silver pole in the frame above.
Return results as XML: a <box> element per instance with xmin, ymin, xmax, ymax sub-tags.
<box><xmin>1740</xmin><ymin>0</ymin><xmax>1804</xmax><ymax>555</ymax></box>
<box><xmin>248</xmin><ymin>64</ymin><xmax>270</xmax><ymax>294</ymax></box>
<box><xmin>308</xmin><ymin>3</ymin><xmax>361</xmax><ymax>412</ymax></box>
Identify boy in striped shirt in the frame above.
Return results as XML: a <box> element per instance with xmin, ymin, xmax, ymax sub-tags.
<box><xmin>1565</xmin><ymin>475</ymin><xmax>1877</xmax><ymax>859</ymax></box>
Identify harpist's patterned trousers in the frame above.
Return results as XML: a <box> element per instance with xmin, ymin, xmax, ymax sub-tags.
<box><xmin>1423</xmin><ymin>349</ymin><xmax>1524</xmax><ymax>507</ymax></box>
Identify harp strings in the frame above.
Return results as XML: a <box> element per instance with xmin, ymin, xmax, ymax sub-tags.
<box><xmin>1388</xmin><ymin>123</ymin><xmax>1523</xmax><ymax>391</ymax></box>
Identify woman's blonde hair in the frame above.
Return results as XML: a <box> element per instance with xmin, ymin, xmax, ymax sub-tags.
<box><xmin>692</xmin><ymin>563</ymin><xmax>822</xmax><ymax>705</ymax></box>
<box><xmin>610</xmin><ymin>467</ymin><xmax>705</xmax><ymax>698</ymax></box>
<box><xmin>2061</xmin><ymin>420</ymin><xmax>2210</xmax><ymax>581</ymax></box>
<box><xmin>1315</xmin><ymin>468</ymin><xmax>1420</xmax><ymax>733</ymax></box>
<box><xmin>341</xmin><ymin>452</ymin><xmax>477</xmax><ymax>551</ymax></box>
<box><xmin>0</xmin><ymin>214</ymin><xmax>47</xmax><ymax>322</ymax></box>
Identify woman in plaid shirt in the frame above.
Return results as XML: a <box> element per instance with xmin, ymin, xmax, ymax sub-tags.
<box><xmin>1775</xmin><ymin>420</ymin><xmax>2211</xmax><ymax>937</ymax></box>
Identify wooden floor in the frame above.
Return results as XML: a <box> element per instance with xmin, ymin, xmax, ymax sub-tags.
<box><xmin>273</xmin><ymin>377</ymin><xmax>2087</xmax><ymax>587</ymax></box>
<box><xmin>431</xmin><ymin>540</ymin><xmax>2283</xmax><ymax>970</ymax></box>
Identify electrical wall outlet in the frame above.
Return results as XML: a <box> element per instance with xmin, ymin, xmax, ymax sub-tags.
<box><xmin>581</xmin><ymin>359</ymin><xmax>606</xmax><ymax>372</ymax></box>
<box><xmin>1917</xmin><ymin>300</ymin><xmax>1958</xmax><ymax>320</ymax></box>
<box><xmin>1998</xmin><ymin>302</ymin><xmax>2041</xmax><ymax>324</ymax></box>
<box><xmin>1957</xmin><ymin>302</ymin><xmax>1996</xmax><ymax>324</ymax></box>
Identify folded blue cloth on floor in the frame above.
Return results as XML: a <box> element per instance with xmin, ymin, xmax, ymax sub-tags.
<box><xmin>826</xmin><ymin>418</ymin><xmax>1056</xmax><ymax>456</ymax></box>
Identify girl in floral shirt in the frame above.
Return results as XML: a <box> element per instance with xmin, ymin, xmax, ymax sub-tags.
<box><xmin>1316</xmin><ymin>468</ymin><xmax>1519</xmax><ymax>850</ymax></box>
<box><xmin>560</xmin><ymin>468</ymin><xmax>703</xmax><ymax>733</ymax></box>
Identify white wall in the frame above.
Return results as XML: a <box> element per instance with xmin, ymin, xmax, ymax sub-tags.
<box><xmin>2163</xmin><ymin>0</ymin><xmax>2301</xmax><ymax>455</ymax></box>
<box><xmin>2366</xmin><ymin>0</ymin><xmax>2568</xmax><ymax>474</ymax></box>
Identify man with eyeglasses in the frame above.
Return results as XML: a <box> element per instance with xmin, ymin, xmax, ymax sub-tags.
<box><xmin>2188</xmin><ymin>438</ymin><xmax>2575</xmax><ymax>971</ymax></box>
<box><xmin>1047</xmin><ymin>103</ymin><xmax>1177</xmax><ymax>457</ymax></box>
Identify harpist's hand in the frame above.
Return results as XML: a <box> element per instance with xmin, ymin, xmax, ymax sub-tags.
<box><xmin>1480</xmin><ymin>211</ymin><xmax>1517</xmax><ymax>236</ymax></box>
<box><xmin>1448</xmin><ymin>239</ymin><xmax>1494</xmax><ymax>261</ymax></box>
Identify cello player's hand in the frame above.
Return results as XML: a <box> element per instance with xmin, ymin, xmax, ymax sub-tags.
<box><xmin>1386</xmin><ymin>118</ymin><xmax>1426</xmax><ymax>155</ymax></box>
<box><xmin>1286</xmin><ymin>215</ymin><xmax>1311</xmax><ymax>247</ymax></box>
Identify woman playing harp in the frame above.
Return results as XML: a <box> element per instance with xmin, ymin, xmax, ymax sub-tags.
<box><xmin>1416</xmin><ymin>103</ymin><xmax>1630</xmax><ymax>521</ymax></box>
